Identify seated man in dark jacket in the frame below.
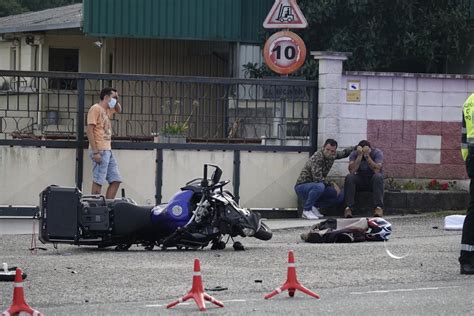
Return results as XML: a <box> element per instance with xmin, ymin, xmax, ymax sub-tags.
<box><xmin>343</xmin><ymin>140</ymin><xmax>384</xmax><ymax>218</ymax></box>
<box><xmin>295</xmin><ymin>139</ymin><xmax>353</xmax><ymax>219</ymax></box>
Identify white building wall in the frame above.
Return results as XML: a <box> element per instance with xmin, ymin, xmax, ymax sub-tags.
<box><xmin>314</xmin><ymin>51</ymin><xmax>473</xmax><ymax>180</ymax></box>
<box><xmin>0</xmin><ymin>41</ymin><xmax>11</xmax><ymax>69</ymax></box>
<box><xmin>43</xmin><ymin>35</ymin><xmax>101</xmax><ymax>72</ymax></box>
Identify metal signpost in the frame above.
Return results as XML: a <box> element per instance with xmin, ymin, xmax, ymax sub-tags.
<box><xmin>263</xmin><ymin>0</ymin><xmax>308</xmax><ymax>143</ymax></box>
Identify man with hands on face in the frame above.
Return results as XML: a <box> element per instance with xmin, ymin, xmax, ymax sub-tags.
<box><xmin>86</xmin><ymin>87</ymin><xmax>123</xmax><ymax>199</ymax></box>
<box><xmin>343</xmin><ymin>140</ymin><xmax>384</xmax><ymax>218</ymax></box>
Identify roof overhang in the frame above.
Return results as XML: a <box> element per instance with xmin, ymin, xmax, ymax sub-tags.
<box><xmin>0</xmin><ymin>22</ymin><xmax>82</xmax><ymax>34</ymax></box>
<box><xmin>0</xmin><ymin>3</ymin><xmax>82</xmax><ymax>34</ymax></box>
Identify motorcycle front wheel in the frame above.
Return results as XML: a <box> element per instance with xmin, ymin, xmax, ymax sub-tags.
<box><xmin>253</xmin><ymin>222</ymin><xmax>272</xmax><ymax>241</ymax></box>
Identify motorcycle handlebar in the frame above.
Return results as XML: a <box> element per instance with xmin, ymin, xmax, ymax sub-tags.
<box><xmin>205</xmin><ymin>180</ymin><xmax>230</xmax><ymax>193</ymax></box>
<box><xmin>185</xmin><ymin>177</ymin><xmax>203</xmax><ymax>185</ymax></box>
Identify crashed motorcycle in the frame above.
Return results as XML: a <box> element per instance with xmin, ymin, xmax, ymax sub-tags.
<box><xmin>38</xmin><ymin>164</ymin><xmax>272</xmax><ymax>251</ymax></box>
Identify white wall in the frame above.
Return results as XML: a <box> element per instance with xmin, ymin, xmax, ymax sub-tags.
<box><xmin>0</xmin><ymin>148</ymin><xmax>308</xmax><ymax>209</ymax></box>
<box><xmin>161</xmin><ymin>150</ymin><xmax>234</xmax><ymax>201</ymax></box>
<box><xmin>82</xmin><ymin>150</ymin><xmax>156</xmax><ymax>205</ymax></box>
<box><xmin>0</xmin><ymin>34</ymin><xmax>101</xmax><ymax>72</ymax></box>
<box><xmin>0</xmin><ymin>41</ymin><xmax>11</xmax><ymax>69</ymax></box>
<box><xmin>0</xmin><ymin>147</ymin><xmax>76</xmax><ymax>205</ymax></box>
<box><xmin>239</xmin><ymin>151</ymin><xmax>307</xmax><ymax>208</ymax></box>
<box><xmin>314</xmin><ymin>51</ymin><xmax>472</xmax><ymax>179</ymax></box>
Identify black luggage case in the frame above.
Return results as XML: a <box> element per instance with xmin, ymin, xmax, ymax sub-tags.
<box><xmin>39</xmin><ymin>186</ymin><xmax>81</xmax><ymax>243</ymax></box>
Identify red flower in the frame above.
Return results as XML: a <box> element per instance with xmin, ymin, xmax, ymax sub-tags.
<box><xmin>441</xmin><ymin>183</ymin><xmax>449</xmax><ymax>190</ymax></box>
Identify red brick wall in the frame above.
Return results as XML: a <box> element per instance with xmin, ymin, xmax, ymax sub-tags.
<box><xmin>367</xmin><ymin>120</ymin><xmax>466</xmax><ymax>179</ymax></box>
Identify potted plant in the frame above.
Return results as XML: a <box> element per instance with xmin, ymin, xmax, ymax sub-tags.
<box><xmin>160</xmin><ymin>121</ymin><xmax>188</xmax><ymax>143</ymax></box>
<box><xmin>157</xmin><ymin>99</ymin><xmax>199</xmax><ymax>143</ymax></box>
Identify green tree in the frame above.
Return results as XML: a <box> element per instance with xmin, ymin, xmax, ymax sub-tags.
<box><xmin>0</xmin><ymin>0</ymin><xmax>81</xmax><ymax>17</ymax></box>
<box><xmin>298</xmin><ymin>0</ymin><xmax>473</xmax><ymax>73</ymax></box>
<box><xmin>0</xmin><ymin>0</ymin><xmax>25</xmax><ymax>17</ymax></box>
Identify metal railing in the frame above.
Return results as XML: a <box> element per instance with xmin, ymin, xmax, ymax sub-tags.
<box><xmin>0</xmin><ymin>71</ymin><xmax>316</xmax><ymax>142</ymax></box>
<box><xmin>0</xmin><ymin>70</ymin><xmax>318</xmax><ymax>202</ymax></box>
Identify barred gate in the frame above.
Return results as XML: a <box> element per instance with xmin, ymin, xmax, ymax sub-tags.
<box><xmin>0</xmin><ymin>70</ymin><xmax>318</xmax><ymax>205</ymax></box>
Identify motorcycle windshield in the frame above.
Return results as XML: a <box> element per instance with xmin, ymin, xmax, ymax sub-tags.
<box><xmin>151</xmin><ymin>190</ymin><xmax>193</xmax><ymax>226</ymax></box>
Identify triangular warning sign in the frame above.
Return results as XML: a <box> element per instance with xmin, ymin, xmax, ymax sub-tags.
<box><xmin>263</xmin><ymin>0</ymin><xmax>308</xmax><ymax>29</ymax></box>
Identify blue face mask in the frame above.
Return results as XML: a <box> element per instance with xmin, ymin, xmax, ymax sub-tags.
<box><xmin>108</xmin><ymin>97</ymin><xmax>117</xmax><ymax>109</ymax></box>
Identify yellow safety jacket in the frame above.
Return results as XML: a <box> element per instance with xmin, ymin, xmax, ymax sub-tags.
<box><xmin>461</xmin><ymin>93</ymin><xmax>474</xmax><ymax>160</ymax></box>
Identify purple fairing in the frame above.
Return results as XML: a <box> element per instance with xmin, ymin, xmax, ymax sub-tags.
<box><xmin>151</xmin><ymin>190</ymin><xmax>193</xmax><ymax>230</ymax></box>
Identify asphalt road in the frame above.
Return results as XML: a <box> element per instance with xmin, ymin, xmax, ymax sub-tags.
<box><xmin>1</xmin><ymin>215</ymin><xmax>473</xmax><ymax>315</ymax></box>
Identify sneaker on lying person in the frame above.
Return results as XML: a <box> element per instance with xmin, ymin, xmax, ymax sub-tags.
<box><xmin>311</xmin><ymin>206</ymin><xmax>324</xmax><ymax>218</ymax></box>
<box><xmin>302</xmin><ymin>210</ymin><xmax>319</xmax><ymax>220</ymax></box>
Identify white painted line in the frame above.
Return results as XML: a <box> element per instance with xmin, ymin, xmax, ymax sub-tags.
<box><xmin>351</xmin><ymin>286</ymin><xmax>459</xmax><ymax>295</ymax></box>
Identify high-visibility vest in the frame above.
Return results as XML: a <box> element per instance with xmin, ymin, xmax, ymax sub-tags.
<box><xmin>461</xmin><ymin>93</ymin><xmax>474</xmax><ymax>161</ymax></box>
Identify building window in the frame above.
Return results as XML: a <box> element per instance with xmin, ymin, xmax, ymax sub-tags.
<box><xmin>48</xmin><ymin>48</ymin><xmax>79</xmax><ymax>90</ymax></box>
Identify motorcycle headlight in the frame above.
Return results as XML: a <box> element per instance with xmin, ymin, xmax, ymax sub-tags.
<box><xmin>242</xmin><ymin>228</ymin><xmax>255</xmax><ymax>236</ymax></box>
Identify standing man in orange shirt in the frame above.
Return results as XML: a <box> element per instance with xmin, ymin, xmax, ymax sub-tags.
<box><xmin>86</xmin><ymin>87</ymin><xmax>122</xmax><ymax>199</ymax></box>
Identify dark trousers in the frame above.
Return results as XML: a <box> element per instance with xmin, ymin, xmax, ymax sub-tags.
<box><xmin>344</xmin><ymin>173</ymin><xmax>384</xmax><ymax>208</ymax></box>
<box><xmin>459</xmin><ymin>178</ymin><xmax>474</xmax><ymax>264</ymax></box>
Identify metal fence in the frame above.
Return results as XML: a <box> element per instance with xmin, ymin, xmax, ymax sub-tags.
<box><xmin>0</xmin><ymin>70</ymin><xmax>318</xmax><ymax>200</ymax></box>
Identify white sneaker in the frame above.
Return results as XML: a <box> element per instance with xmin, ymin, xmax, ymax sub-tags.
<box><xmin>311</xmin><ymin>207</ymin><xmax>324</xmax><ymax>218</ymax></box>
<box><xmin>302</xmin><ymin>210</ymin><xmax>319</xmax><ymax>220</ymax></box>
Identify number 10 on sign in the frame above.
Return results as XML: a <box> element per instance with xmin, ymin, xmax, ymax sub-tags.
<box><xmin>263</xmin><ymin>31</ymin><xmax>306</xmax><ymax>75</ymax></box>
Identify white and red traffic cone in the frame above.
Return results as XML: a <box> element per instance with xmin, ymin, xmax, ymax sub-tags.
<box><xmin>2</xmin><ymin>268</ymin><xmax>42</xmax><ymax>316</ymax></box>
<box><xmin>167</xmin><ymin>259</ymin><xmax>224</xmax><ymax>311</ymax></box>
<box><xmin>264</xmin><ymin>250</ymin><xmax>320</xmax><ymax>299</ymax></box>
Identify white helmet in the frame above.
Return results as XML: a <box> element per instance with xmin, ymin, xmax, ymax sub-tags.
<box><xmin>366</xmin><ymin>218</ymin><xmax>392</xmax><ymax>241</ymax></box>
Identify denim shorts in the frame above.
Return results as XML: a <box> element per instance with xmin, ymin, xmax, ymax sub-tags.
<box><xmin>89</xmin><ymin>150</ymin><xmax>122</xmax><ymax>186</ymax></box>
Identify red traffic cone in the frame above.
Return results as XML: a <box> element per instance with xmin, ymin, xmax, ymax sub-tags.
<box><xmin>167</xmin><ymin>259</ymin><xmax>224</xmax><ymax>311</ymax></box>
<box><xmin>2</xmin><ymin>268</ymin><xmax>42</xmax><ymax>316</ymax></box>
<box><xmin>264</xmin><ymin>250</ymin><xmax>320</xmax><ymax>299</ymax></box>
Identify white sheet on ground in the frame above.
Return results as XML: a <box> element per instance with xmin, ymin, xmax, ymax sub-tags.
<box><xmin>444</xmin><ymin>215</ymin><xmax>466</xmax><ymax>230</ymax></box>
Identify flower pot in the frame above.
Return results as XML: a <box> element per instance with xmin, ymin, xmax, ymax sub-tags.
<box><xmin>159</xmin><ymin>135</ymin><xmax>187</xmax><ymax>143</ymax></box>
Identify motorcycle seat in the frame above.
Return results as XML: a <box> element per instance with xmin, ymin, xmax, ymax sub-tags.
<box><xmin>113</xmin><ymin>202</ymin><xmax>153</xmax><ymax>235</ymax></box>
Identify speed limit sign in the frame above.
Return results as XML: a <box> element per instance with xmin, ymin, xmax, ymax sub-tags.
<box><xmin>263</xmin><ymin>31</ymin><xmax>306</xmax><ymax>75</ymax></box>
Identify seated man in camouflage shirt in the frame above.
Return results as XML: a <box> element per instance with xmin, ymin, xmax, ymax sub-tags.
<box><xmin>295</xmin><ymin>139</ymin><xmax>353</xmax><ymax>219</ymax></box>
